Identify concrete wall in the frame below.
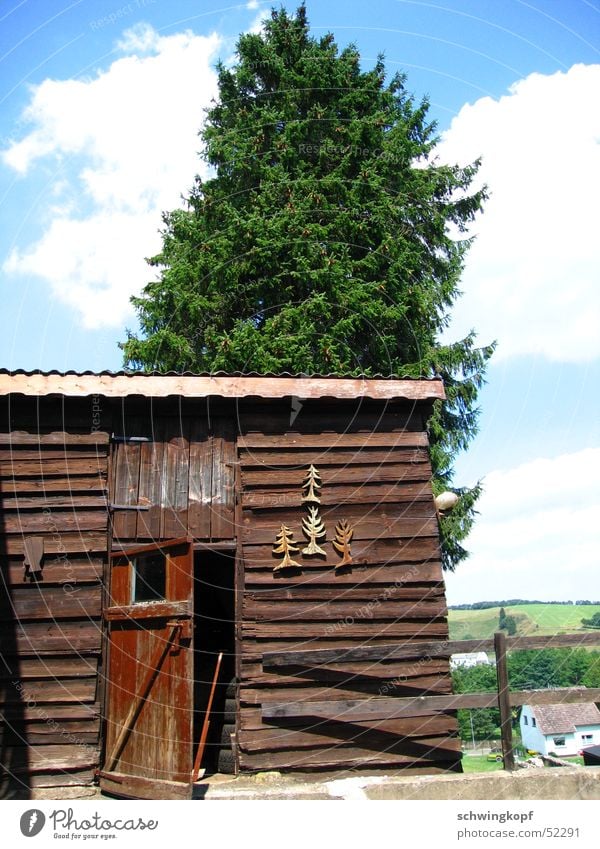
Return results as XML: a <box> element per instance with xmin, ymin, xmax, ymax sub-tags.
<box><xmin>199</xmin><ymin>766</ymin><xmax>600</xmax><ymax>800</ymax></box>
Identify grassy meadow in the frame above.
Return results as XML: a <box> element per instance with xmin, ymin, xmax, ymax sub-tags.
<box><xmin>448</xmin><ymin>604</ymin><xmax>600</xmax><ymax>641</ymax></box>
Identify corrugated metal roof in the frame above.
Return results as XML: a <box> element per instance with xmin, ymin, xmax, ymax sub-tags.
<box><xmin>0</xmin><ymin>370</ymin><xmax>445</xmax><ymax>401</ymax></box>
<box><xmin>0</xmin><ymin>368</ymin><xmax>435</xmax><ymax>379</ymax></box>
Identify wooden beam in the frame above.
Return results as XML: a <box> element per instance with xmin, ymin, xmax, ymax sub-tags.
<box><xmin>495</xmin><ymin>631</ymin><xmax>515</xmax><ymax>770</ymax></box>
<box><xmin>261</xmin><ymin>687</ymin><xmax>600</xmax><ymax>722</ymax></box>
<box><xmin>262</xmin><ymin>632</ymin><xmax>600</xmax><ymax>667</ymax></box>
<box><xmin>0</xmin><ymin>374</ymin><xmax>445</xmax><ymax>402</ymax></box>
<box><xmin>0</xmin><ymin>431</ymin><xmax>109</xmax><ymax>445</ymax></box>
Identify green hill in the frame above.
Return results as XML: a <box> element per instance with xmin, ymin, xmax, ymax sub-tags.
<box><xmin>448</xmin><ymin>604</ymin><xmax>600</xmax><ymax>641</ymax></box>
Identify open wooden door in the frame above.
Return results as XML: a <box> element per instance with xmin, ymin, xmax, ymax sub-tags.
<box><xmin>99</xmin><ymin>538</ymin><xmax>194</xmax><ymax>799</ymax></box>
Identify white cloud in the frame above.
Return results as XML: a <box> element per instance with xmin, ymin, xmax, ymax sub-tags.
<box><xmin>2</xmin><ymin>24</ymin><xmax>221</xmax><ymax>327</ymax></box>
<box><xmin>439</xmin><ymin>64</ymin><xmax>600</xmax><ymax>364</ymax></box>
<box><xmin>445</xmin><ymin>448</ymin><xmax>600</xmax><ymax>603</ymax></box>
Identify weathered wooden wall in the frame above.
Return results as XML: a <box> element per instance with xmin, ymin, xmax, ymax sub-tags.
<box><xmin>1</xmin><ymin>391</ymin><xmax>460</xmax><ymax>788</ymax></box>
<box><xmin>236</xmin><ymin>403</ymin><xmax>462</xmax><ymax>773</ymax></box>
<box><xmin>109</xmin><ymin>399</ymin><xmax>235</xmax><ymax>545</ymax></box>
<box><xmin>0</xmin><ymin>398</ymin><xmax>107</xmax><ymax>793</ymax></box>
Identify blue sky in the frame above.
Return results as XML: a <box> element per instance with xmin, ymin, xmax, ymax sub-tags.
<box><xmin>0</xmin><ymin>0</ymin><xmax>598</xmax><ymax>603</ymax></box>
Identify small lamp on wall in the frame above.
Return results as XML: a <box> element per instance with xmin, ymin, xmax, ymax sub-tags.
<box><xmin>434</xmin><ymin>491</ymin><xmax>459</xmax><ymax>516</ymax></box>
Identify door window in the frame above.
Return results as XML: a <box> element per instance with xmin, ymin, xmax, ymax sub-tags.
<box><xmin>132</xmin><ymin>551</ymin><xmax>166</xmax><ymax>603</ymax></box>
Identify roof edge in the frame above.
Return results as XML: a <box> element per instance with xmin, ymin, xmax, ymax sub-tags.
<box><xmin>0</xmin><ymin>373</ymin><xmax>445</xmax><ymax>402</ymax></box>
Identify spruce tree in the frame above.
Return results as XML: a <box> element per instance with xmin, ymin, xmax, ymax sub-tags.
<box><xmin>122</xmin><ymin>5</ymin><xmax>494</xmax><ymax>570</ymax></box>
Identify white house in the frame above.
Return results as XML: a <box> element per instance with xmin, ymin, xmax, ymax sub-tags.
<box><xmin>520</xmin><ymin>702</ymin><xmax>600</xmax><ymax>757</ymax></box>
<box><xmin>450</xmin><ymin>652</ymin><xmax>491</xmax><ymax>670</ymax></box>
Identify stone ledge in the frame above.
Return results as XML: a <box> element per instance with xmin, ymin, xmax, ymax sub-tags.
<box><xmin>199</xmin><ymin>767</ymin><xmax>600</xmax><ymax>801</ymax></box>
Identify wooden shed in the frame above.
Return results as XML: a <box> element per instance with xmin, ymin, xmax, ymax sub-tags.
<box><xmin>0</xmin><ymin>370</ymin><xmax>462</xmax><ymax>798</ymax></box>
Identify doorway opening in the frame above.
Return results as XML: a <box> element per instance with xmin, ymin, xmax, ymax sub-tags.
<box><xmin>193</xmin><ymin>550</ymin><xmax>236</xmax><ymax>774</ymax></box>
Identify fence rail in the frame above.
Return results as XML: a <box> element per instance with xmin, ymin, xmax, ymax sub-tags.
<box><xmin>261</xmin><ymin>630</ymin><xmax>600</xmax><ymax>770</ymax></box>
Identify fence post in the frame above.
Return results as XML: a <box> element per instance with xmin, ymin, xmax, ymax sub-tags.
<box><xmin>494</xmin><ymin>630</ymin><xmax>515</xmax><ymax>770</ymax></box>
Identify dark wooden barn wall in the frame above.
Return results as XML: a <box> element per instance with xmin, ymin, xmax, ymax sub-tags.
<box><xmin>1</xmin><ymin>393</ymin><xmax>460</xmax><ymax>787</ymax></box>
<box><xmin>0</xmin><ymin>398</ymin><xmax>108</xmax><ymax>792</ymax></box>
<box><xmin>110</xmin><ymin>401</ymin><xmax>235</xmax><ymax>545</ymax></box>
<box><xmin>237</xmin><ymin>405</ymin><xmax>461</xmax><ymax>773</ymax></box>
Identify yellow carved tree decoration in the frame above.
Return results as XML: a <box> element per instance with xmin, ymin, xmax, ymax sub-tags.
<box><xmin>333</xmin><ymin>519</ymin><xmax>354</xmax><ymax>568</ymax></box>
<box><xmin>272</xmin><ymin>524</ymin><xmax>302</xmax><ymax>572</ymax></box>
<box><xmin>302</xmin><ymin>505</ymin><xmax>327</xmax><ymax>556</ymax></box>
<box><xmin>301</xmin><ymin>464</ymin><xmax>322</xmax><ymax>504</ymax></box>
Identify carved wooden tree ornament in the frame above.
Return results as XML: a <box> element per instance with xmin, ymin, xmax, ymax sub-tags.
<box><xmin>301</xmin><ymin>464</ymin><xmax>322</xmax><ymax>504</ymax></box>
<box><xmin>272</xmin><ymin>524</ymin><xmax>302</xmax><ymax>572</ymax></box>
<box><xmin>333</xmin><ymin>519</ymin><xmax>354</xmax><ymax>568</ymax></box>
<box><xmin>302</xmin><ymin>505</ymin><xmax>327</xmax><ymax>556</ymax></box>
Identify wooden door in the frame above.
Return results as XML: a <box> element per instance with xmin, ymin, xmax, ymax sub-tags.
<box><xmin>99</xmin><ymin>538</ymin><xmax>194</xmax><ymax>799</ymax></box>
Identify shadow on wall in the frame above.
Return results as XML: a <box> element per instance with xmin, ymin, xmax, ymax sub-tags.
<box><xmin>0</xmin><ymin>484</ymin><xmax>31</xmax><ymax>799</ymax></box>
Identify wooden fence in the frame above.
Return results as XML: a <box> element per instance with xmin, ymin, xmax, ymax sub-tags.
<box><xmin>261</xmin><ymin>631</ymin><xmax>600</xmax><ymax>770</ymax></box>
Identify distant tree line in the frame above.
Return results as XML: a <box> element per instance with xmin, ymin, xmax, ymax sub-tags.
<box><xmin>450</xmin><ymin>600</ymin><xmax>600</xmax><ymax>610</ymax></box>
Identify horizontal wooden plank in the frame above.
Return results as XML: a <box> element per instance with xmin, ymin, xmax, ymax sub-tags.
<box><xmin>262</xmin><ymin>694</ymin><xmax>493</xmax><ymax>721</ymax></box>
<box><xmin>261</xmin><ymin>634</ymin><xmax>600</xmax><ymax>667</ymax></box>
<box><xmin>103</xmin><ymin>601</ymin><xmax>192</xmax><ymax>621</ymax></box>
<box><xmin>1</xmin><ymin>719</ymin><xmax>99</xmax><ymax>746</ymax></box>
<box><xmin>0</xmin><ymin>477</ymin><xmax>107</xmax><ymax>494</ymax></box>
<box><xmin>2</xmin><ymin>678</ymin><xmax>97</xmax><ymax>704</ymax></box>
<box><xmin>0</xmin><ymin>703</ymin><xmax>99</xmax><ymax>722</ymax></box>
<box><xmin>243</xmin><ymin>599</ymin><xmax>447</xmax><ymax>622</ymax></box>
<box><xmin>0</xmin><ymin>457</ymin><xmax>107</xmax><ymax>477</ymax></box>
<box><xmin>0</xmin><ymin>373</ymin><xmax>445</xmax><ymax>401</ymax></box>
<box><xmin>98</xmin><ymin>771</ymin><xmax>191</xmax><ymax>800</ymax></box>
<box><xmin>262</xmin><ymin>687</ymin><xmax>600</xmax><ymax>721</ymax></box>
<box><xmin>0</xmin><ymin>656</ymin><xmax>97</xmax><ymax>679</ymax></box>
<box><xmin>0</xmin><ymin>744</ymin><xmax>100</xmax><ymax>774</ymax></box>
<box><xmin>242</xmin><ymin>482</ymin><xmax>433</xmax><ymax>509</ymax></box>
<box><xmin>245</xmin><ymin>560</ymin><xmax>444</xmax><ymax>587</ymax></box>
<box><xmin>0</xmin><ymin>556</ymin><xmax>103</xmax><ymax>585</ymax></box>
<box><xmin>242</xmin><ymin>676</ymin><xmax>452</xmax><ymax>705</ymax></box>
<box><xmin>239</xmin><ymin>448</ymin><xmax>429</xmax><ymax>467</ymax></box>
<box><xmin>1</xmin><ymin>494</ymin><xmax>107</xmax><ymax>509</ymax></box>
<box><xmin>242</xmin><ymin>463</ymin><xmax>432</xmax><ymax>488</ymax></box>
<box><xmin>242</xmin><ymin>620</ymin><xmax>448</xmax><ymax>640</ymax></box>
<box><xmin>506</xmin><ymin>633</ymin><xmax>600</xmax><ymax>651</ymax></box>
<box><xmin>238</xmin><ymin>713</ymin><xmax>456</xmax><ymax>744</ymax></box>
<box><xmin>3</xmin><ymin>730</ymin><xmax>99</xmax><ymax>747</ymax></box>
<box><xmin>0</xmin><ymin>533</ymin><xmax>108</xmax><ymax>556</ymax></box>
<box><xmin>238</xmin><ymin>432</ymin><xmax>430</xmax><ymax>449</ymax></box>
<box><xmin>240</xmin><ymin>658</ymin><xmax>450</xmax><ymax>686</ymax></box>
<box><xmin>238</xmin><ymin>737</ymin><xmax>461</xmax><ymax>771</ymax></box>
<box><xmin>8</xmin><ymin>620</ymin><xmax>102</xmax><ymax>655</ymax></box>
<box><xmin>262</xmin><ymin>638</ymin><xmax>457</xmax><ymax>667</ymax></box>
<box><xmin>243</xmin><ymin>634</ymin><xmax>449</xmax><ymax>658</ymax></box>
<box><xmin>244</xmin><ymin>585</ymin><xmax>445</xmax><ymax>602</ymax></box>
<box><xmin>244</xmin><ymin>500</ymin><xmax>436</xmax><ymax>525</ymax></box>
<box><xmin>0</xmin><ymin>585</ymin><xmax>101</xmax><ymax>621</ymax></box>
<box><xmin>28</xmin><ymin>768</ymin><xmax>97</xmax><ymax>788</ymax></box>
<box><xmin>0</xmin><ymin>448</ymin><xmax>107</xmax><ymax>460</ymax></box>
<box><xmin>0</xmin><ymin>431</ymin><xmax>110</xmax><ymax>446</ymax></box>
<box><xmin>243</xmin><ymin>516</ymin><xmax>439</xmax><ymax>546</ymax></box>
<box><xmin>1</xmin><ymin>509</ymin><xmax>108</xmax><ymax>534</ymax></box>
<box><xmin>243</xmin><ymin>537</ymin><xmax>441</xmax><ymax>571</ymax></box>
<box><xmin>238</xmin><ymin>730</ymin><xmax>460</xmax><ymax>759</ymax></box>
